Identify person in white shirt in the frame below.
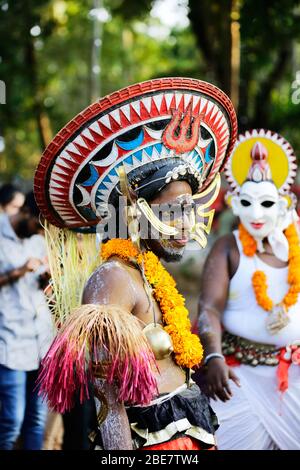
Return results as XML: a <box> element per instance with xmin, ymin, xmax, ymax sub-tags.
<box><xmin>0</xmin><ymin>191</ymin><xmax>54</xmax><ymax>450</ymax></box>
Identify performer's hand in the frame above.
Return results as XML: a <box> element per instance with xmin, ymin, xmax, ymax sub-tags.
<box><xmin>205</xmin><ymin>358</ymin><xmax>241</xmax><ymax>402</ymax></box>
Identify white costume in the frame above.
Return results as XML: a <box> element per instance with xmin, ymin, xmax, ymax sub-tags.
<box><xmin>213</xmin><ymin>129</ymin><xmax>300</xmax><ymax>450</ymax></box>
<box><xmin>213</xmin><ymin>231</ymin><xmax>300</xmax><ymax>450</ymax></box>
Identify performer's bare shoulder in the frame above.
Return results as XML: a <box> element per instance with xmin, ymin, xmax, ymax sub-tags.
<box><xmin>83</xmin><ymin>258</ymin><xmax>186</xmax><ymax>393</ymax></box>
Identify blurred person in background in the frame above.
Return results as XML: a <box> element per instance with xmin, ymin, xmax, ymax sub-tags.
<box><xmin>0</xmin><ymin>191</ymin><xmax>54</xmax><ymax>450</ymax></box>
<box><xmin>0</xmin><ymin>183</ymin><xmax>25</xmax><ymax>216</ymax></box>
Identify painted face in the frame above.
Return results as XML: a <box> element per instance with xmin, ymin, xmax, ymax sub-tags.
<box><xmin>232</xmin><ymin>181</ymin><xmax>286</xmax><ymax>239</ymax></box>
<box><xmin>145</xmin><ymin>180</ymin><xmax>193</xmax><ymax>261</ymax></box>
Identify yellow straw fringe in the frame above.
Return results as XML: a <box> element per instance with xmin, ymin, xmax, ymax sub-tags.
<box><xmin>44</xmin><ymin>221</ymin><xmax>99</xmax><ymax>326</ymax></box>
<box><xmin>60</xmin><ymin>303</ymin><xmax>155</xmax><ymax>360</ymax></box>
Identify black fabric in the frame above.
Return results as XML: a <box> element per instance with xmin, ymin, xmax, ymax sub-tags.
<box><xmin>63</xmin><ymin>382</ymin><xmax>97</xmax><ymax>450</ymax></box>
<box><xmin>134</xmin><ymin>160</ymin><xmax>199</xmax><ymax>200</ymax></box>
<box><xmin>126</xmin><ymin>383</ymin><xmax>218</xmax><ymax>435</ymax></box>
<box><xmin>108</xmin><ymin>158</ymin><xmax>199</xmax><ymax>210</ymax></box>
<box><xmin>90</xmin><ymin>383</ymin><xmax>217</xmax><ymax>450</ymax></box>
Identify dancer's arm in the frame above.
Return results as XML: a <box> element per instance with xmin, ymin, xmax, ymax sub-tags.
<box><xmin>198</xmin><ymin>235</ymin><xmax>240</xmax><ymax>402</ymax></box>
<box><xmin>82</xmin><ymin>262</ymin><xmax>136</xmax><ymax>450</ymax></box>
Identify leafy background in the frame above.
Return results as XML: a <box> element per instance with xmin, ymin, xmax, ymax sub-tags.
<box><xmin>0</xmin><ymin>0</ymin><xmax>300</xmax><ymax>183</ymax></box>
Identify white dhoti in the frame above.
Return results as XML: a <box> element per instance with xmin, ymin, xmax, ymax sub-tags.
<box><xmin>211</xmin><ymin>363</ymin><xmax>300</xmax><ymax>450</ymax></box>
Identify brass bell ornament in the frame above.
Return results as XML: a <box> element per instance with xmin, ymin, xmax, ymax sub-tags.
<box><xmin>143</xmin><ymin>323</ymin><xmax>174</xmax><ymax>360</ymax></box>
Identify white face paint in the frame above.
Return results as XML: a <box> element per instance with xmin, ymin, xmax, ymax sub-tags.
<box><xmin>232</xmin><ymin>181</ymin><xmax>286</xmax><ymax>239</ymax></box>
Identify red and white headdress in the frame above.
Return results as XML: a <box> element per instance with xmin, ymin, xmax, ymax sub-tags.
<box><xmin>34</xmin><ymin>77</ymin><xmax>237</xmax><ymax>231</ymax></box>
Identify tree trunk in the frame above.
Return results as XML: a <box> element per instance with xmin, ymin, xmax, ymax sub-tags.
<box><xmin>188</xmin><ymin>0</ymin><xmax>232</xmax><ymax>96</ymax></box>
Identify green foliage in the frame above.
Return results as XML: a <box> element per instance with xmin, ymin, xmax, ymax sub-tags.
<box><xmin>0</xmin><ymin>0</ymin><xmax>201</xmax><ymax>180</ymax></box>
<box><xmin>0</xmin><ymin>0</ymin><xmax>300</xmax><ymax>181</ymax></box>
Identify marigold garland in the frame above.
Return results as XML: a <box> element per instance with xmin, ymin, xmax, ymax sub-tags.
<box><xmin>239</xmin><ymin>223</ymin><xmax>300</xmax><ymax>312</ymax></box>
<box><xmin>101</xmin><ymin>239</ymin><xmax>203</xmax><ymax>368</ymax></box>
<box><xmin>238</xmin><ymin>223</ymin><xmax>257</xmax><ymax>256</ymax></box>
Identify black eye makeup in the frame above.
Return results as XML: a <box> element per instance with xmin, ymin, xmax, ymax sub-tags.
<box><xmin>261</xmin><ymin>201</ymin><xmax>275</xmax><ymax>208</ymax></box>
<box><xmin>240</xmin><ymin>199</ymin><xmax>251</xmax><ymax>207</ymax></box>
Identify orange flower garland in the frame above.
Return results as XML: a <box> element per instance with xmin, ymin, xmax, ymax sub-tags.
<box><xmin>101</xmin><ymin>239</ymin><xmax>203</xmax><ymax>369</ymax></box>
<box><xmin>239</xmin><ymin>223</ymin><xmax>300</xmax><ymax>312</ymax></box>
<box><xmin>238</xmin><ymin>223</ymin><xmax>257</xmax><ymax>256</ymax></box>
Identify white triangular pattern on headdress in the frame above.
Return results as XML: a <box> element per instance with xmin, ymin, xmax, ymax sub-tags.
<box><xmin>153</xmin><ymin>94</ymin><xmax>163</xmax><ymax>112</ymax></box>
<box><xmin>120</xmin><ymin>104</ymin><xmax>131</xmax><ymax>121</ymax></box>
<box><xmin>123</xmin><ymin>161</ymin><xmax>134</xmax><ymax>174</ymax></box>
<box><xmin>175</xmin><ymin>93</ymin><xmax>183</xmax><ymax>108</ymax></box>
<box><xmin>131</xmin><ymin>101</ymin><xmax>141</xmax><ymax>118</ymax></box>
<box><xmin>55</xmin><ymin>155</ymin><xmax>74</xmax><ymax>170</ymax></box>
<box><xmin>130</xmin><ymin>154</ymin><xmax>141</xmax><ymax>168</ymax></box>
<box><xmin>210</xmin><ymin>104</ymin><xmax>219</xmax><ymax>122</ymax></box>
<box><xmin>73</xmin><ymin>135</ymin><xmax>89</xmax><ymax>149</ymax></box>
<box><xmin>65</xmin><ymin>142</ymin><xmax>82</xmax><ymax>156</ymax></box>
<box><xmin>49</xmin><ymin>187</ymin><xmax>63</xmax><ymax>197</ymax></box>
<box><xmin>52</xmin><ymin>174</ymin><xmax>67</xmax><ymax>183</ymax></box>
<box><xmin>89</xmin><ymin>121</ymin><xmax>103</xmax><ymax>136</ymax></box>
<box><xmin>199</xmin><ymin>98</ymin><xmax>207</xmax><ymax>113</ymax></box>
<box><xmin>217</xmin><ymin>121</ymin><xmax>227</xmax><ymax>133</ymax></box>
<box><xmin>99</xmin><ymin>114</ymin><xmax>112</xmax><ymax>130</ymax></box>
<box><xmin>205</xmin><ymin>101</ymin><xmax>213</xmax><ymax>115</ymax></box>
<box><xmin>108</xmin><ymin>174</ymin><xmax>119</xmax><ymax>186</ymax></box>
<box><xmin>151</xmin><ymin>146</ymin><xmax>161</xmax><ymax>160</ymax></box>
<box><xmin>50</xmin><ymin>194</ymin><xmax>63</xmax><ymax>201</ymax></box>
<box><xmin>184</xmin><ymin>94</ymin><xmax>193</xmax><ymax>109</ymax></box>
<box><xmin>110</xmin><ymin>109</ymin><xmax>121</xmax><ymax>125</ymax></box>
<box><xmin>82</xmin><ymin>128</ymin><xmax>95</xmax><ymax>142</ymax></box>
<box><xmin>192</xmin><ymin>96</ymin><xmax>200</xmax><ymax>110</ymax></box>
<box><xmin>53</xmin><ymin>166</ymin><xmax>68</xmax><ymax>176</ymax></box>
<box><xmin>142</xmin><ymin>96</ymin><xmax>152</xmax><ymax>113</ymax></box>
<box><xmin>214</xmin><ymin>110</ymin><xmax>224</xmax><ymax>126</ymax></box>
<box><xmin>164</xmin><ymin>93</ymin><xmax>174</xmax><ymax>110</ymax></box>
<box><xmin>141</xmin><ymin>149</ymin><xmax>153</xmax><ymax>164</ymax></box>
<box><xmin>50</xmin><ymin>181</ymin><xmax>64</xmax><ymax>189</ymax></box>
<box><xmin>51</xmin><ymin>203</ymin><xmax>66</xmax><ymax>209</ymax></box>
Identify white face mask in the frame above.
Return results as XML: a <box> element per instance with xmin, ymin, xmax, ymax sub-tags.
<box><xmin>232</xmin><ymin>181</ymin><xmax>287</xmax><ymax>239</ymax></box>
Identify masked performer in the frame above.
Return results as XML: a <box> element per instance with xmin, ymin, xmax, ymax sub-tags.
<box><xmin>34</xmin><ymin>78</ymin><xmax>237</xmax><ymax>450</ymax></box>
<box><xmin>198</xmin><ymin>129</ymin><xmax>300</xmax><ymax>450</ymax></box>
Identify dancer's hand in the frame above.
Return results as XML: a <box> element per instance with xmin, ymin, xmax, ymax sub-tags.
<box><xmin>205</xmin><ymin>358</ymin><xmax>241</xmax><ymax>402</ymax></box>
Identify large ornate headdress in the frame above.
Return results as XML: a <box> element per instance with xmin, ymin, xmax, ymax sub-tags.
<box><xmin>34</xmin><ymin>77</ymin><xmax>237</xmax><ymax>242</ymax></box>
<box><xmin>225</xmin><ymin>128</ymin><xmax>298</xmax><ymax>263</ymax></box>
<box><xmin>225</xmin><ymin>128</ymin><xmax>297</xmax><ymax>203</ymax></box>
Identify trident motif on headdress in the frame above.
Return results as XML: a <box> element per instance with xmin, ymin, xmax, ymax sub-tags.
<box><xmin>163</xmin><ymin>103</ymin><xmax>203</xmax><ymax>154</ymax></box>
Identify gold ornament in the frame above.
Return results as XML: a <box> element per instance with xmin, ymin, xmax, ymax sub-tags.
<box><xmin>143</xmin><ymin>323</ymin><xmax>174</xmax><ymax>360</ymax></box>
<box><xmin>191</xmin><ymin>173</ymin><xmax>221</xmax><ymax>248</ymax></box>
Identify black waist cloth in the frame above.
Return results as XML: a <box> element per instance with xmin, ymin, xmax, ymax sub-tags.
<box><xmin>126</xmin><ymin>383</ymin><xmax>218</xmax><ymax>435</ymax></box>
